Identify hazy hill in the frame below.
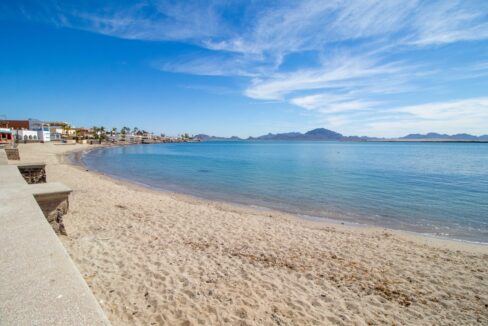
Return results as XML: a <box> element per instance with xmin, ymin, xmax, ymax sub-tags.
<box><xmin>194</xmin><ymin>134</ymin><xmax>242</xmax><ymax>141</ymax></box>
<box><xmin>248</xmin><ymin>128</ymin><xmax>346</xmax><ymax>141</ymax></box>
<box><xmin>400</xmin><ymin>133</ymin><xmax>484</xmax><ymax>140</ymax></box>
<box><xmin>196</xmin><ymin>129</ymin><xmax>488</xmax><ymax>142</ymax></box>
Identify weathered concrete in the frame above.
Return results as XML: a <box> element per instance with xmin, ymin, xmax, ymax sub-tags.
<box><xmin>30</xmin><ymin>183</ymin><xmax>72</xmax><ymax>235</ymax></box>
<box><xmin>0</xmin><ymin>154</ymin><xmax>110</xmax><ymax>325</ymax></box>
<box><xmin>5</xmin><ymin>148</ymin><xmax>20</xmax><ymax>160</ymax></box>
<box><xmin>17</xmin><ymin>163</ymin><xmax>47</xmax><ymax>184</ymax></box>
<box><xmin>0</xmin><ymin>149</ymin><xmax>7</xmax><ymax>164</ymax></box>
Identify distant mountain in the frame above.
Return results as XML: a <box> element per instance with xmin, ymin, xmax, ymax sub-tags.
<box><xmin>196</xmin><ymin>129</ymin><xmax>488</xmax><ymax>142</ymax></box>
<box><xmin>304</xmin><ymin>128</ymin><xmax>343</xmax><ymax>140</ymax></box>
<box><xmin>249</xmin><ymin>128</ymin><xmax>349</xmax><ymax>141</ymax></box>
<box><xmin>400</xmin><ymin>133</ymin><xmax>485</xmax><ymax>141</ymax></box>
<box><xmin>401</xmin><ymin>132</ymin><xmax>449</xmax><ymax>140</ymax></box>
<box><xmin>194</xmin><ymin>134</ymin><xmax>242</xmax><ymax>141</ymax></box>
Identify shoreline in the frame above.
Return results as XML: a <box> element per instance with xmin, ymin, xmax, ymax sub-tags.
<box><xmin>74</xmin><ymin>143</ymin><xmax>488</xmax><ymax>248</ymax></box>
<box><xmin>15</xmin><ymin>143</ymin><xmax>488</xmax><ymax>324</ymax></box>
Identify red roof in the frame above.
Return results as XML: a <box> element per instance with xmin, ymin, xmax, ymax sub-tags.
<box><xmin>0</xmin><ymin>120</ymin><xmax>29</xmax><ymax>130</ymax></box>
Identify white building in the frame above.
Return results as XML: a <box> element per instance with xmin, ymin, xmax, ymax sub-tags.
<box><xmin>28</xmin><ymin>119</ymin><xmax>44</xmax><ymax>130</ymax></box>
<box><xmin>50</xmin><ymin>127</ymin><xmax>63</xmax><ymax>141</ymax></box>
<box><xmin>16</xmin><ymin>130</ymin><xmax>39</xmax><ymax>141</ymax></box>
<box><xmin>37</xmin><ymin>130</ymin><xmax>51</xmax><ymax>142</ymax></box>
<box><xmin>28</xmin><ymin>119</ymin><xmax>51</xmax><ymax>142</ymax></box>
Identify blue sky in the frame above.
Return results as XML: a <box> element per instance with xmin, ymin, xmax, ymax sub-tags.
<box><xmin>1</xmin><ymin>0</ymin><xmax>488</xmax><ymax>137</ymax></box>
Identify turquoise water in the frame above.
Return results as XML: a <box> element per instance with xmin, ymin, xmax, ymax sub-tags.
<box><xmin>81</xmin><ymin>141</ymin><xmax>488</xmax><ymax>243</ymax></box>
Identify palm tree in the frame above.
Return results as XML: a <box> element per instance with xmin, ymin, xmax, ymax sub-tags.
<box><xmin>92</xmin><ymin>126</ymin><xmax>99</xmax><ymax>139</ymax></box>
<box><xmin>100</xmin><ymin>126</ymin><xmax>108</xmax><ymax>141</ymax></box>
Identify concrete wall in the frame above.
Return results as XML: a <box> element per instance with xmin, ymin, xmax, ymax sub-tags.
<box><xmin>5</xmin><ymin>148</ymin><xmax>20</xmax><ymax>160</ymax></box>
<box><xmin>0</xmin><ymin>151</ymin><xmax>110</xmax><ymax>325</ymax></box>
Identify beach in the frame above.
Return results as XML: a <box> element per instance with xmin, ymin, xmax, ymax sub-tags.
<box><xmin>16</xmin><ymin>143</ymin><xmax>488</xmax><ymax>325</ymax></box>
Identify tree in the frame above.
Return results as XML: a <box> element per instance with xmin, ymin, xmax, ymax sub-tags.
<box><xmin>121</xmin><ymin>126</ymin><xmax>130</xmax><ymax>135</ymax></box>
<box><xmin>100</xmin><ymin>126</ymin><xmax>108</xmax><ymax>141</ymax></box>
<box><xmin>92</xmin><ymin>126</ymin><xmax>99</xmax><ymax>139</ymax></box>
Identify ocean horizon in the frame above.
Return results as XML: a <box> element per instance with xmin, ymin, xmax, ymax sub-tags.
<box><xmin>81</xmin><ymin>141</ymin><xmax>488</xmax><ymax>243</ymax></box>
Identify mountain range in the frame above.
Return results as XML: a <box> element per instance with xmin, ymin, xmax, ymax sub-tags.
<box><xmin>194</xmin><ymin>134</ymin><xmax>242</xmax><ymax>141</ymax></box>
<box><xmin>400</xmin><ymin>132</ymin><xmax>488</xmax><ymax>141</ymax></box>
<box><xmin>195</xmin><ymin>128</ymin><xmax>488</xmax><ymax>142</ymax></box>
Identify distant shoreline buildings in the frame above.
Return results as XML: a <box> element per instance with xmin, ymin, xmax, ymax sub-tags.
<box><xmin>0</xmin><ymin>119</ymin><xmax>198</xmax><ymax>146</ymax></box>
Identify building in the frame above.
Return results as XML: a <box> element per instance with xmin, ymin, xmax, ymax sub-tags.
<box><xmin>49</xmin><ymin>126</ymin><xmax>64</xmax><ymax>141</ymax></box>
<box><xmin>0</xmin><ymin>119</ymin><xmax>72</xmax><ymax>142</ymax></box>
<box><xmin>0</xmin><ymin>120</ymin><xmax>30</xmax><ymax>130</ymax></box>
<box><xmin>28</xmin><ymin>119</ymin><xmax>51</xmax><ymax>142</ymax></box>
<box><xmin>50</xmin><ymin>128</ymin><xmax>63</xmax><ymax>141</ymax></box>
<box><xmin>37</xmin><ymin>130</ymin><xmax>51</xmax><ymax>142</ymax></box>
<box><xmin>16</xmin><ymin>130</ymin><xmax>39</xmax><ymax>141</ymax></box>
<box><xmin>0</xmin><ymin>128</ymin><xmax>14</xmax><ymax>144</ymax></box>
<box><xmin>28</xmin><ymin>119</ymin><xmax>45</xmax><ymax>131</ymax></box>
<box><xmin>45</xmin><ymin>121</ymin><xmax>69</xmax><ymax>129</ymax></box>
<box><xmin>74</xmin><ymin>128</ymin><xmax>92</xmax><ymax>139</ymax></box>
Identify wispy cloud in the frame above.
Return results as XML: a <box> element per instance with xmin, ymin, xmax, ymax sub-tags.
<box><xmin>10</xmin><ymin>1</ymin><xmax>488</xmax><ymax>52</ymax></box>
<box><xmin>366</xmin><ymin>97</ymin><xmax>488</xmax><ymax>137</ymax></box>
<box><xmin>394</xmin><ymin>97</ymin><xmax>488</xmax><ymax>121</ymax></box>
<box><xmin>290</xmin><ymin>94</ymin><xmax>379</xmax><ymax>114</ymax></box>
<box><xmin>410</xmin><ymin>1</ymin><xmax>488</xmax><ymax>45</ymax></box>
<box><xmin>244</xmin><ymin>52</ymin><xmax>414</xmax><ymax>98</ymax></box>
<box><xmin>154</xmin><ymin>54</ymin><xmax>260</xmax><ymax>77</ymax></box>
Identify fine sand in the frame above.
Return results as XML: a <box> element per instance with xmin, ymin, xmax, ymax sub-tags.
<box><xmin>15</xmin><ymin>143</ymin><xmax>488</xmax><ymax>325</ymax></box>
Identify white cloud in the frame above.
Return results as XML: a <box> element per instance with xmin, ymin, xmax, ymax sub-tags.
<box><xmin>411</xmin><ymin>1</ymin><xmax>488</xmax><ymax>45</ymax></box>
<box><xmin>244</xmin><ymin>54</ymin><xmax>408</xmax><ymax>100</ymax></box>
<box><xmin>155</xmin><ymin>55</ymin><xmax>260</xmax><ymax>77</ymax></box>
<box><xmin>290</xmin><ymin>94</ymin><xmax>378</xmax><ymax>113</ymax></box>
<box><xmin>394</xmin><ymin>97</ymin><xmax>488</xmax><ymax>120</ymax></box>
<box><xmin>13</xmin><ymin>1</ymin><xmax>488</xmax><ymax>53</ymax></box>
<box><xmin>366</xmin><ymin>98</ymin><xmax>488</xmax><ymax>137</ymax></box>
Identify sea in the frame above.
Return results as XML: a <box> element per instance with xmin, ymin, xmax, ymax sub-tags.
<box><xmin>81</xmin><ymin>141</ymin><xmax>488</xmax><ymax>243</ymax></box>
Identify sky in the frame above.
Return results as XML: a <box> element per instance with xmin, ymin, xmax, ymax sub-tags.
<box><xmin>1</xmin><ymin>0</ymin><xmax>488</xmax><ymax>138</ymax></box>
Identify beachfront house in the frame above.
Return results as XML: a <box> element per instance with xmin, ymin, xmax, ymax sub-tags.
<box><xmin>48</xmin><ymin>122</ymin><xmax>66</xmax><ymax>141</ymax></box>
<box><xmin>73</xmin><ymin>128</ymin><xmax>93</xmax><ymax>142</ymax></box>
<box><xmin>37</xmin><ymin>129</ymin><xmax>51</xmax><ymax>142</ymax></box>
<box><xmin>50</xmin><ymin>128</ymin><xmax>63</xmax><ymax>141</ymax></box>
<box><xmin>29</xmin><ymin>119</ymin><xmax>51</xmax><ymax>142</ymax></box>
<box><xmin>0</xmin><ymin>120</ymin><xmax>40</xmax><ymax>142</ymax></box>
<box><xmin>0</xmin><ymin>120</ymin><xmax>30</xmax><ymax>130</ymax></box>
<box><xmin>16</xmin><ymin>129</ymin><xmax>39</xmax><ymax>141</ymax></box>
<box><xmin>0</xmin><ymin>128</ymin><xmax>14</xmax><ymax>144</ymax></box>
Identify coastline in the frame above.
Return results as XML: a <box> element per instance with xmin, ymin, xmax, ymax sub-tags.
<box><xmin>75</xmin><ymin>143</ymin><xmax>487</xmax><ymax>247</ymax></box>
<box><xmin>15</xmin><ymin>143</ymin><xmax>488</xmax><ymax>324</ymax></box>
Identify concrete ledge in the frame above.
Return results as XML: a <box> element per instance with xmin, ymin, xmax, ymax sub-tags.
<box><xmin>5</xmin><ymin>148</ymin><xmax>20</xmax><ymax>160</ymax></box>
<box><xmin>17</xmin><ymin>163</ymin><xmax>47</xmax><ymax>184</ymax></box>
<box><xmin>0</xmin><ymin>149</ymin><xmax>7</xmax><ymax>164</ymax></box>
<box><xmin>30</xmin><ymin>183</ymin><xmax>73</xmax><ymax>235</ymax></box>
<box><xmin>0</xmin><ymin>153</ymin><xmax>110</xmax><ymax>325</ymax></box>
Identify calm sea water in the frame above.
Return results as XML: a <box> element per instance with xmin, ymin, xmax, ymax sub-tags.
<box><xmin>81</xmin><ymin>141</ymin><xmax>488</xmax><ymax>243</ymax></box>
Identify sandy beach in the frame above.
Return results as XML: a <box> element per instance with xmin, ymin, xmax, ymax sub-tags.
<box><xmin>15</xmin><ymin>143</ymin><xmax>488</xmax><ymax>325</ymax></box>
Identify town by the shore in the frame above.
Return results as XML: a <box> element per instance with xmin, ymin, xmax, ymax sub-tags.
<box><xmin>13</xmin><ymin>142</ymin><xmax>488</xmax><ymax>325</ymax></box>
